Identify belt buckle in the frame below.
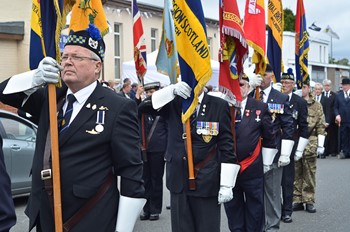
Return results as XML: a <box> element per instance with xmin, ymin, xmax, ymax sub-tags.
<box><xmin>41</xmin><ymin>169</ymin><xmax>52</xmax><ymax>180</ymax></box>
<box><xmin>182</xmin><ymin>133</ymin><xmax>187</xmax><ymax>139</ymax></box>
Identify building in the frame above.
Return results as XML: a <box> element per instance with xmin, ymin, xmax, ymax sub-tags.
<box><xmin>0</xmin><ymin>0</ymin><xmax>348</xmax><ymax>93</ymax></box>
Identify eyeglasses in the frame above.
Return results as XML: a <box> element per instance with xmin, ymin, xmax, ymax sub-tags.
<box><xmin>281</xmin><ymin>81</ymin><xmax>294</xmax><ymax>85</ymax></box>
<box><xmin>61</xmin><ymin>55</ymin><xmax>98</xmax><ymax>64</ymax></box>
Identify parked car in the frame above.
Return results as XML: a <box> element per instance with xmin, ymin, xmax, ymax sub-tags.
<box><xmin>0</xmin><ymin>110</ymin><xmax>37</xmax><ymax>198</ymax></box>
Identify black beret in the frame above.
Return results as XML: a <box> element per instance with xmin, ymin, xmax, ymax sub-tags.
<box><xmin>281</xmin><ymin>73</ymin><xmax>294</xmax><ymax>81</ymax></box>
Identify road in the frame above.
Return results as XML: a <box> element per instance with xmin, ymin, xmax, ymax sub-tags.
<box><xmin>11</xmin><ymin>156</ymin><xmax>350</xmax><ymax>232</ymax></box>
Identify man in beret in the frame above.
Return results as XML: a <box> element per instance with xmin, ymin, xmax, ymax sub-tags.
<box><xmin>138</xmin><ymin>82</ymin><xmax>167</xmax><ymax>221</ymax></box>
<box><xmin>280</xmin><ymin>72</ymin><xmax>308</xmax><ymax>223</ymax></box>
<box><xmin>0</xmin><ymin>24</ymin><xmax>145</xmax><ymax>232</ymax></box>
<box><xmin>335</xmin><ymin>78</ymin><xmax>350</xmax><ymax>159</ymax></box>
<box><xmin>224</xmin><ymin>74</ymin><xmax>276</xmax><ymax>231</ymax></box>
<box><xmin>248</xmin><ymin>64</ymin><xmax>294</xmax><ymax>231</ymax></box>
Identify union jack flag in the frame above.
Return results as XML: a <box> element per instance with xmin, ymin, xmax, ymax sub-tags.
<box><xmin>132</xmin><ymin>0</ymin><xmax>147</xmax><ymax>82</ymax></box>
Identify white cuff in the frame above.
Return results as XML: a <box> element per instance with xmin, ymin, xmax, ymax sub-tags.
<box><xmin>262</xmin><ymin>147</ymin><xmax>278</xmax><ymax>165</ymax></box>
<box><xmin>318</xmin><ymin>135</ymin><xmax>326</xmax><ymax>147</ymax></box>
<box><xmin>116</xmin><ymin>196</ymin><xmax>146</xmax><ymax>232</ymax></box>
<box><xmin>281</xmin><ymin>139</ymin><xmax>295</xmax><ymax>157</ymax></box>
<box><xmin>296</xmin><ymin>137</ymin><xmax>309</xmax><ymax>153</ymax></box>
<box><xmin>220</xmin><ymin>163</ymin><xmax>240</xmax><ymax>188</ymax></box>
<box><xmin>151</xmin><ymin>85</ymin><xmax>175</xmax><ymax>110</ymax></box>
<box><xmin>3</xmin><ymin>70</ymin><xmax>36</xmax><ymax>94</ymax></box>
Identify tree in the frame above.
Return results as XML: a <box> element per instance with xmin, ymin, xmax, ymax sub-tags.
<box><xmin>284</xmin><ymin>8</ymin><xmax>295</xmax><ymax>32</ymax></box>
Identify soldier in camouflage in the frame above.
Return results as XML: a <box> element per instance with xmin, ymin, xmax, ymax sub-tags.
<box><xmin>293</xmin><ymin>80</ymin><xmax>326</xmax><ymax>213</ymax></box>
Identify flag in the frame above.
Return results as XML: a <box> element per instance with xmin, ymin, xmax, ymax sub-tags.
<box><xmin>309</xmin><ymin>22</ymin><xmax>321</xmax><ymax>32</ymax></box>
<box><xmin>267</xmin><ymin>0</ymin><xmax>284</xmax><ymax>82</ymax></box>
<box><xmin>172</xmin><ymin>0</ymin><xmax>212</xmax><ymax>123</ymax></box>
<box><xmin>295</xmin><ymin>0</ymin><xmax>309</xmax><ymax>89</ymax></box>
<box><xmin>323</xmin><ymin>25</ymin><xmax>340</xmax><ymax>39</ymax></box>
<box><xmin>132</xmin><ymin>0</ymin><xmax>147</xmax><ymax>82</ymax></box>
<box><xmin>156</xmin><ymin>0</ymin><xmax>178</xmax><ymax>84</ymax></box>
<box><xmin>69</xmin><ymin>0</ymin><xmax>109</xmax><ymax>36</ymax></box>
<box><xmin>243</xmin><ymin>0</ymin><xmax>266</xmax><ymax>75</ymax></box>
<box><xmin>30</xmin><ymin>0</ymin><xmax>69</xmax><ymax>69</ymax></box>
<box><xmin>219</xmin><ymin>0</ymin><xmax>248</xmax><ymax>104</ymax></box>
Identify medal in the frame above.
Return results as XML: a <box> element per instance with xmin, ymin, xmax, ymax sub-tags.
<box><xmin>95</xmin><ymin>124</ymin><xmax>104</xmax><ymax>132</ymax></box>
<box><xmin>255</xmin><ymin>110</ymin><xmax>261</xmax><ymax>122</ymax></box>
<box><xmin>245</xmin><ymin>109</ymin><xmax>250</xmax><ymax>117</ymax></box>
<box><xmin>95</xmin><ymin>110</ymin><xmax>105</xmax><ymax>133</ymax></box>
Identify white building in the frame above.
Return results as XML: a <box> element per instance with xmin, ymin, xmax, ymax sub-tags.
<box><xmin>0</xmin><ymin>0</ymin><xmax>348</xmax><ymax>92</ymax></box>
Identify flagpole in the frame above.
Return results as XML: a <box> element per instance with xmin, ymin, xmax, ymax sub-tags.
<box><xmin>48</xmin><ymin>84</ymin><xmax>63</xmax><ymax>232</ymax></box>
<box><xmin>185</xmin><ymin>119</ymin><xmax>196</xmax><ymax>190</ymax></box>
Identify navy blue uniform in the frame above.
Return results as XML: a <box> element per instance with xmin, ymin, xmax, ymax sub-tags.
<box><xmin>224</xmin><ymin>97</ymin><xmax>276</xmax><ymax>232</ymax></box>
<box><xmin>281</xmin><ymin>93</ymin><xmax>308</xmax><ymax>218</ymax></box>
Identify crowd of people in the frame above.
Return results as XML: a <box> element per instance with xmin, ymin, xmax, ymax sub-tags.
<box><xmin>1</xmin><ymin>24</ymin><xmax>350</xmax><ymax>232</ymax></box>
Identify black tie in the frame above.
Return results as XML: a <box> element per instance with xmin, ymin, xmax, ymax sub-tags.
<box><xmin>59</xmin><ymin>94</ymin><xmax>76</xmax><ymax>134</ymax></box>
<box><xmin>259</xmin><ymin>90</ymin><xmax>264</xmax><ymax>102</ymax></box>
<box><xmin>235</xmin><ymin>108</ymin><xmax>242</xmax><ymax>131</ymax></box>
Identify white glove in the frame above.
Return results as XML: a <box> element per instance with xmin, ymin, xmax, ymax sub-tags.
<box><xmin>152</xmin><ymin>81</ymin><xmax>192</xmax><ymax>109</ymax></box>
<box><xmin>218</xmin><ymin>163</ymin><xmax>240</xmax><ymax>204</ymax></box>
<box><xmin>294</xmin><ymin>137</ymin><xmax>309</xmax><ymax>161</ymax></box>
<box><xmin>116</xmin><ymin>196</ymin><xmax>146</xmax><ymax>232</ymax></box>
<box><xmin>317</xmin><ymin>135</ymin><xmax>326</xmax><ymax>155</ymax></box>
<box><xmin>249</xmin><ymin>74</ymin><xmax>262</xmax><ymax>89</ymax></box>
<box><xmin>273</xmin><ymin>82</ymin><xmax>282</xmax><ymax>92</ymax></box>
<box><xmin>278</xmin><ymin>139</ymin><xmax>295</xmax><ymax>167</ymax></box>
<box><xmin>32</xmin><ymin>57</ymin><xmax>61</xmax><ymax>87</ymax></box>
<box><xmin>262</xmin><ymin>147</ymin><xmax>278</xmax><ymax>173</ymax></box>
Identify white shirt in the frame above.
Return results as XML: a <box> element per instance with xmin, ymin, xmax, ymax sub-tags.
<box><xmin>240</xmin><ymin>98</ymin><xmax>247</xmax><ymax>119</ymax></box>
<box><xmin>64</xmin><ymin>81</ymin><xmax>97</xmax><ymax>124</ymax></box>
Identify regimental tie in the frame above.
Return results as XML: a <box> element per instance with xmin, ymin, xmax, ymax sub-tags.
<box><xmin>58</xmin><ymin>94</ymin><xmax>76</xmax><ymax>134</ymax></box>
<box><xmin>259</xmin><ymin>90</ymin><xmax>264</xmax><ymax>102</ymax></box>
<box><xmin>235</xmin><ymin>108</ymin><xmax>242</xmax><ymax>131</ymax></box>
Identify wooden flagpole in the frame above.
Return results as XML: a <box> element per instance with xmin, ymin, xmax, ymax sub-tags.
<box><xmin>185</xmin><ymin>119</ymin><xmax>196</xmax><ymax>190</ymax></box>
<box><xmin>48</xmin><ymin>84</ymin><xmax>63</xmax><ymax>232</ymax></box>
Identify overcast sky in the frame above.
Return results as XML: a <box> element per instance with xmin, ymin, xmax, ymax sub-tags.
<box><xmin>139</xmin><ymin>0</ymin><xmax>350</xmax><ymax>61</ymax></box>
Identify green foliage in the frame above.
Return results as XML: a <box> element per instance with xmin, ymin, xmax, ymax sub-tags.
<box><xmin>284</xmin><ymin>8</ymin><xmax>295</xmax><ymax>32</ymax></box>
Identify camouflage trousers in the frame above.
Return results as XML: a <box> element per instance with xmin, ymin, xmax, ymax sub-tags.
<box><xmin>293</xmin><ymin>153</ymin><xmax>317</xmax><ymax>204</ymax></box>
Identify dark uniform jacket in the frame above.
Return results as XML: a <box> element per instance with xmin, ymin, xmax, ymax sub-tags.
<box><xmin>139</xmin><ymin>93</ymin><xmax>237</xmax><ymax>197</ymax></box>
<box><xmin>140</xmin><ymin>113</ymin><xmax>168</xmax><ymax>153</ymax></box>
<box><xmin>249</xmin><ymin>88</ymin><xmax>294</xmax><ymax>163</ymax></box>
<box><xmin>236</xmin><ymin>97</ymin><xmax>276</xmax><ymax>180</ymax></box>
<box><xmin>290</xmin><ymin>93</ymin><xmax>308</xmax><ymax>139</ymax></box>
<box><xmin>0</xmin><ymin>80</ymin><xmax>144</xmax><ymax>232</ymax></box>
<box><xmin>0</xmin><ymin>137</ymin><xmax>16</xmax><ymax>232</ymax></box>
<box><xmin>320</xmin><ymin>91</ymin><xmax>336</xmax><ymax>125</ymax></box>
<box><xmin>334</xmin><ymin>91</ymin><xmax>350</xmax><ymax>124</ymax></box>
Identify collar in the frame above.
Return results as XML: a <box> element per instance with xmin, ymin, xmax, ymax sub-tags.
<box><xmin>66</xmin><ymin>81</ymin><xmax>97</xmax><ymax>104</ymax></box>
<box><xmin>260</xmin><ymin>86</ymin><xmax>272</xmax><ymax>97</ymax></box>
<box><xmin>241</xmin><ymin>98</ymin><xmax>247</xmax><ymax>110</ymax></box>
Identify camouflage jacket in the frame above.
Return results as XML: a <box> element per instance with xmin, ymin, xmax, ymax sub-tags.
<box><xmin>304</xmin><ymin>94</ymin><xmax>326</xmax><ymax>156</ymax></box>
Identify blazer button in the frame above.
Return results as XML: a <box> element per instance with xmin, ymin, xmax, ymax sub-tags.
<box><xmin>183</xmin><ymin>156</ymin><xmax>187</xmax><ymax>161</ymax></box>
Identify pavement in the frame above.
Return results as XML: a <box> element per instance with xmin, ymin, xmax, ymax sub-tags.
<box><xmin>11</xmin><ymin>156</ymin><xmax>350</xmax><ymax>232</ymax></box>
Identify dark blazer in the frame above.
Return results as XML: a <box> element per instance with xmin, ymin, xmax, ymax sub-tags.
<box><xmin>249</xmin><ymin>88</ymin><xmax>294</xmax><ymax>163</ymax></box>
<box><xmin>0</xmin><ymin>80</ymin><xmax>144</xmax><ymax>232</ymax></box>
<box><xmin>290</xmin><ymin>93</ymin><xmax>308</xmax><ymax>139</ymax></box>
<box><xmin>139</xmin><ymin>93</ymin><xmax>237</xmax><ymax>197</ymax></box>
<box><xmin>236</xmin><ymin>97</ymin><xmax>276</xmax><ymax>180</ymax></box>
<box><xmin>0</xmin><ymin>137</ymin><xmax>16</xmax><ymax>232</ymax></box>
<box><xmin>334</xmin><ymin>91</ymin><xmax>350</xmax><ymax>124</ymax></box>
<box><xmin>320</xmin><ymin>91</ymin><xmax>336</xmax><ymax>124</ymax></box>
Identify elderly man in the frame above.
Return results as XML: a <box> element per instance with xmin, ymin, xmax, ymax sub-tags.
<box><xmin>280</xmin><ymin>73</ymin><xmax>308</xmax><ymax>223</ymax></box>
<box><xmin>249</xmin><ymin>64</ymin><xmax>294</xmax><ymax>231</ymax></box>
<box><xmin>224</xmin><ymin>74</ymin><xmax>276</xmax><ymax>232</ymax></box>
<box><xmin>320</xmin><ymin>79</ymin><xmax>338</xmax><ymax>157</ymax></box>
<box><xmin>0</xmin><ymin>24</ymin><xmax>145</xmax><ymax>232</ymax></box>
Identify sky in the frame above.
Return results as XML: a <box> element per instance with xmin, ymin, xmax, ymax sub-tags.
<box><xmin>139</xmin><ymin>0</ymin><xmax>350</xmax><ymax>61</ymax></box>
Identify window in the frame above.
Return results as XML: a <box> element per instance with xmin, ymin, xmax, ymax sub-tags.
<box><xmin>0</xmin><ymin>118</ymin><xmax>36</xmax><ymax>141</ymax></box>
<box><xmin>151</xmin><ymin>28</ymin><xmax>158</xmax><ymax>52</ymax></box>
<box><xmin>114</xmin><ymin>23</ymin><xmax>121</xmax><ymax>80</ymax></box>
